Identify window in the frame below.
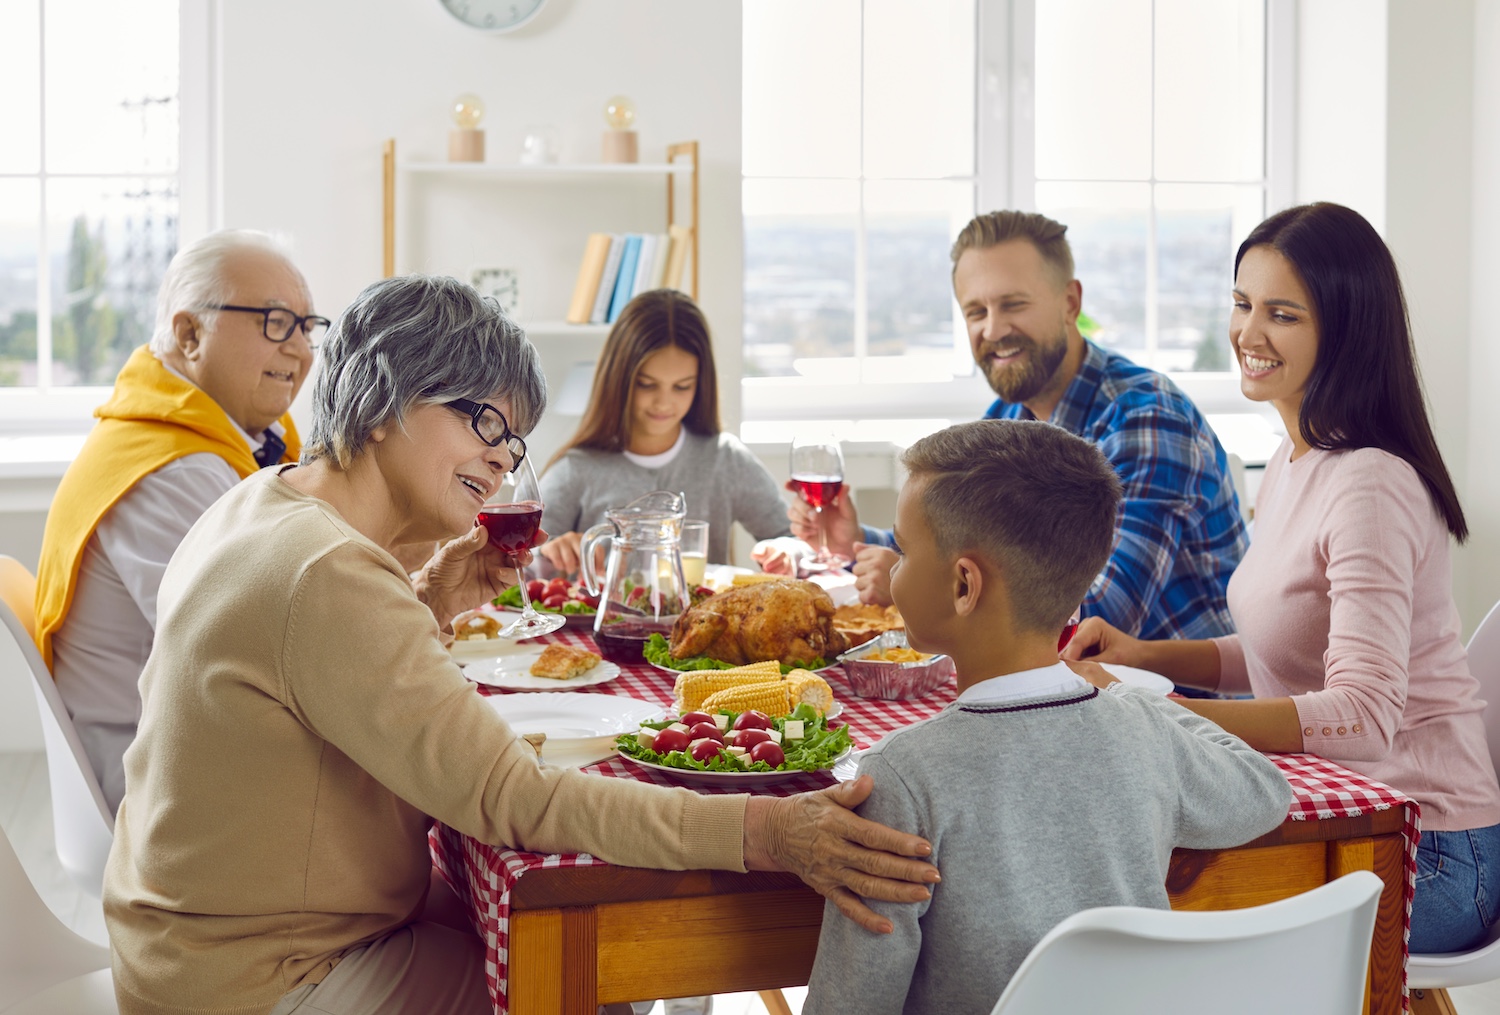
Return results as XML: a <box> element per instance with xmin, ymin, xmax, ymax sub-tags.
<box><xmin>741</xmin><ymin>0</ymin><xmax>1286</xmax><ymax>438</ymax></box>
<box><xmin>1033</xmin><ymin>0</ymin><xmax>1267</xmax><ymax>375</ymax></box>
<box><xmin>742</xmin><ymin>0</ymin><xmax>976</xmax><ymax>385</ymax></box>
<box><xmin>0</xmin><ymin>0</ymin><xmax>179</xmax><ymax>404</ymax></box>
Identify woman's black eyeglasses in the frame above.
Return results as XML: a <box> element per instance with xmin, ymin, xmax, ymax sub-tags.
<box><xmin>212</xmin><ymin>305</ymin><xmax>331</xmax><ymax>347</ymax></box>
<box><xmin>445</xmin><ymin>398</ymin><xmax>527</xmax><ymax>471</ymax></box>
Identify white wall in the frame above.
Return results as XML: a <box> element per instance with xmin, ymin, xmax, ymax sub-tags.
<box><xmin>212</xmin><ymin>0</ymin><xmax>745</xmax><ymax>457</ymax></box>
<box><xmin>1465</xmin><ymin>0</ymin><xmax>1500</xmax><ymax>627</ymax></box>
<box><xmin>1385</xmin><ymin>0</ymin><xmax>1477</xmax><ymax>629</ymax></box>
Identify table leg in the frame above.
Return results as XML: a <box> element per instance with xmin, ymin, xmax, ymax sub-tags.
<box><xmin>510</xmin><ymin>907</ymin><xmax>600</xmax><ymax>1015</ymax></box>
<box><xmin>1329</xmin><ymin>835</ymin><xmax>1407</xmax><ymax>1015</ymax></box>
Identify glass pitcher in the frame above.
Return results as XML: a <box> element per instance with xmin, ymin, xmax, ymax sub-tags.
<box><xmin>581</xmin><ymin>490</ymin><xmax>689</xmax><ymax>664</ymax></box>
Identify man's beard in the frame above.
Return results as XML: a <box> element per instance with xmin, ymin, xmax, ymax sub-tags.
<box><xmin>977</xmin><ymin>328</ymin><xmax>1069</xmax><ymax>404</ymax></box>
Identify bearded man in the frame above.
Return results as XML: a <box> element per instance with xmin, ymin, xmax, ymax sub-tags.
<box><xmin>787</xmin><ymin>210</ymin><xmax>1247</xmax><ymax>642</ymax></box>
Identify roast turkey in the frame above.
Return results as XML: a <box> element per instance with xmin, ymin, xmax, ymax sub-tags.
<box><xmin>669</xmin><ymin>579</ymin><xmax>849</xmax><ymax>666</ymax></box>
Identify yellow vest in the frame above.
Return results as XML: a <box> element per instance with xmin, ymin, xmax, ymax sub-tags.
<box><xmin>33</xmin><ymin>345</ymin><xmax>301</xmax><ymax>669</ymax></box>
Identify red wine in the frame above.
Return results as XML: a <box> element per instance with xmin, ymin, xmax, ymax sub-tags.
<box><xmin>791</xmin><ymin>474</ymin><xmax>843</xmax><ymax>510</ymax></box>
<box><xmin>592</xmin><ymin>621</ymin><xmax>667</xmax><ymax>665</ymax></box>
<box><xmin>477</xmin><ymin>502</ymin><xmax>542</xmax><ymax>556</ymax></box>
<box><xmin>1057</xmin><ymin>620</ymin><xmax>1079</xmax><ymax>653</ymax></box>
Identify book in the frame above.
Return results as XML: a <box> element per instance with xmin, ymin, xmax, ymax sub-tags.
<box><xmin>646</xmin><ymin>232</ymin><xmax>670</xmax><ymax>289</ymax></box>
<box><xmin>565</xmin><ymin>233</ymin><xmax>613</xmax><ymax>324</ymax></box>
<box><xmin>663</xmin><ymin>224</ymin><xmax>692</xmax><ymax>291</ymax></box>
<box><xmin>606</xmin><ymin>234</ymin><xmax>643</xmax><ymax>323</ymax></box>
<box><xmin>630</xmin><ymin>234</ymin><xmax>659</xmax><ymax>299</ymax></box>
<box><xmin>588</xmin><ymin>235</ymin><xmax>626</xmax><ymax>324</ymax></box>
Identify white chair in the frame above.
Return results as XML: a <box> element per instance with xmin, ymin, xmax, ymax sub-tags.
<box><xmin>0</xmin><ymin>557</ymin><xmax>114</xmax><ymax>899</ymax></box>
<box><xmin>0</xmin><ymin>821</ymin><xmax>116</xmax><ymax>1012</ymax></box>
<box><xmin>1407</xmin><ymin>599</ymin><xmax>1500</xmax><ymax>1002</ymax></box>
<box><xmin>988</xmin><ymin>871</ymin><xmax>1383</xmax><ymax>1015</ymax></box>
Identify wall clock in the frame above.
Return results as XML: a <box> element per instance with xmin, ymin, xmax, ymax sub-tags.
<box><xmin>438</xmin><ymin>0</ymin><xmax>547</xmax><ymax>34</ymax></box>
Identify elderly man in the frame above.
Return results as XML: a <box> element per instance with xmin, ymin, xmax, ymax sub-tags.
<box><xmin>783</xmin><ymin>210</ymin><xmax>1247</xmax><ymax>642</ymax></box>
<box><xmin>34</xmin><ymin>229</ymin><xmax>321</xmax><ymax>812</ymax></box>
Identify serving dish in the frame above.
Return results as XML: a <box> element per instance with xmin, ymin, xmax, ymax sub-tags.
<box><xmin>836</xmin><ymin>630</ymin><xmax>955</xmax><ymax>699</ymax></box>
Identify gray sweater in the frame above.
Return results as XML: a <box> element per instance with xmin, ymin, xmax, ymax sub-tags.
<box><xmin>804</xmin><ymin>683</ymin><xmax>1292</xmax><ymax>1015</ymax></box>
<box><xmin>538</xmin><ymin>431</ymin><xmax>792</xmax><ymax>564</ymax></box>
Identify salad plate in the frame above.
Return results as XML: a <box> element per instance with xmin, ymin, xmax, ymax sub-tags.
<box><xmin>617</xmin><ymin>746</ymin><xmax>852</xmax><ymax>788</ymax></box>
<box><xmin>463</xmin><ymin>650</ymin><xmax>621</xmax><ymax>691</ymax></box>
<box><xmin>484</xmin><ymin>692</ymin><xmax>663</xmax><ymax>745</ymax></box>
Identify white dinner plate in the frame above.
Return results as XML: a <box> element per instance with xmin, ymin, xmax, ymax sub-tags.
<box><xmin>463</xmin><ymin>649</ymin><xmax>621</xmax><ymax>691</ymax></box>
<box><xmin>483</xmin><ymin>692</ymin><xmax>663</xmax><ymax>745</ymax></box>
<box><xmin>617</xmin><ymin>746</ymin><xmax>852</xmax><ymax>788</ymax></box>
<box><xmin>1102</xmin><ymin>665</ymin><xmax>1175</xmax><ymax>696</ymax></box>
<box><xmin>448</xmin><ymin>636</ymin><xmax>537</xmax><ymax>663</ymax></box>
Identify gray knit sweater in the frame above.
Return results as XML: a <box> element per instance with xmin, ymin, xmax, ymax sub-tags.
<box><xmin>538</xmin><ymin>431</ymin><xmax>792</xmax><ymax>564</ymax></box>
<box><xmin>804</xmin><ymin>683</ymin><xmax>1292</xmax><ymax>1015</ymax></box>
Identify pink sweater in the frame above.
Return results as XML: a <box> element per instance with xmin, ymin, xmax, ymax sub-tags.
<box><xmin>1213</xmin><ymin>441</ymin><xmax>1500</xmax><ymax>831</ymax></box>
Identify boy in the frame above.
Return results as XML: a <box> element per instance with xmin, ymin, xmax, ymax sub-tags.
<box><xmin>803</xmin><ymin>420</ymin><xmax>1291</xmax><ymax>1015</ymax></box>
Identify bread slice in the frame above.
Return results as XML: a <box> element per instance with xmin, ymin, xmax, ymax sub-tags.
<box><xmin>529</xmin><ymin>643</ymin><xmax>602</xmax><ymax>680</ymax></box>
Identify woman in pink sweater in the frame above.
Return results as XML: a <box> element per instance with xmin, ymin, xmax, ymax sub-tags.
<box><xmin>1064</xmin><ymin>202</ymin><xmax>1500</xmax><ymax>953</ymax></box>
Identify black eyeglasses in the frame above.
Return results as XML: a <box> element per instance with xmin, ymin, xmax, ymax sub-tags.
<box><xmin>212</xmin><ymin>305</ymin><xmax>331</xmax><ymax>347</ymax></box>
<box><xmin>445</xmin><ymin>397</ymin><xmax>527</xmax><ymax>471</ymax></box>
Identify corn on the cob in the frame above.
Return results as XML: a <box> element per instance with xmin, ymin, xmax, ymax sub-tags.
<box><xmin>786</xmin><ymin>669</ymin><xmax>834</xmax><ymax>715</ymax></box>
<box><xmin>700</xmin><ymin>681</ymin><xmax>791</xmax><ymax>716</ymax></box>
<box><xmin>675</xmin><ymin>662</ymin><xmax>781</xmax><ymax>711</ymax></box>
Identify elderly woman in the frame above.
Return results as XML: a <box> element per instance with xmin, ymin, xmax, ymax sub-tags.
<box><xmin>102</xmin><ymin>275</ymin><xmax>938</xmax><ymax>1015</ymax></box>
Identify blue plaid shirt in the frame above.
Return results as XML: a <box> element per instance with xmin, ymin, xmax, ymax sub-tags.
<box><xmin>862</xmin><ymin>340</ymin><xmax>1247</xmax><ymax>640</ymax></box>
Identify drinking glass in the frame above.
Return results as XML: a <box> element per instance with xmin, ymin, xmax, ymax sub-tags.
<box><xmin>680</xmin><ymin>520</ymin><xmax>709</xmax><ymax>587</ymax></box>
<box><xmin>476</xmin><ymin>457</ymin><xmax>565</xmax><ymax>639</ymax></box>
<box><xmin>790</xmin><ymin>436</ymin><xmax>850</xmax><ymax>573</ymax></box>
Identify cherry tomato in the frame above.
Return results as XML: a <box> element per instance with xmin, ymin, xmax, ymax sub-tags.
<box><xmin>579</xmin><ymin>593</ymin><xmax>601</xmax><ymax>609</ymax></box>
<box><xmin>651</xmin><ymin>728</ymin><xmax>689</xmax><ymax>753</ymax></box>
<box><xmin>729</xmin><ymin>728</ymin><xmax>772</xmax><ymax>750</ymax></box>
<box><xmin>694</xmin><ymin>586</ymin><xmax>716</xmax><ymax>599</ymax></box>
<box><xmin>541</xmin><ymin>593</ymin><xmax>567</xmax><ymax>610</ymax></box>
<box><xmin>545</xmin><ymin>578</ymin><xmax>568</xmax><ymax>598</ymax></box>
<box><xmin>749</xmin><ymin>741</ymin><xmax>785</xmax><ymax>767</ymax></box>
<box><xmin>732</xmin><ymin>710</ymin><xmax>773</xmax><ymax>732</ymax></box>
<box><xmin>525</xmin><ymin>579</ymin><xmax>546</xmax><ymax>600</ymax></box>
<box><xmin>679</xmin><ymin>711</ymin><xmax>716</xmax><ymax>728</ymax></box>
<box><xmin>689</xmin><ymin>738</ymin><xmax>723</xmax><ymax>762</ymax></box>
<box><xmin>687</xmin><ymin>722</ymin><xmax>723</xmax><ymax>743</ymax></box>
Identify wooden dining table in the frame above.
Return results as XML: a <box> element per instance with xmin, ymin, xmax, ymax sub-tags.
<box><xmin>434</xmin><ymin>627</ymin><xmax>1419</xmax><ymax>1015</ymax></box>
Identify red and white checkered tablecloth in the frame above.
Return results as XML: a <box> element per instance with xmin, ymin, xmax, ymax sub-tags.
<box><xmin>431</xmin><ymin>628</ymin><xmax>1421</xmax><ymax>1015</ymax></box>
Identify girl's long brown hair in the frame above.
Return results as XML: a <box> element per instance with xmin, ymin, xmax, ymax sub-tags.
<box><xmin>544</xmin><ymin>289</ymin><xmax>722</xmax><ymax>472</ymax></box>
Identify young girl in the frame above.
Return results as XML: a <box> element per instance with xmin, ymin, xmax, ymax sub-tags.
<box><xmin>1063</xmin><ymin>202</ymin><xmax>1500</xmax><ymax>954</ymax></box>
<box><xmin>538</xmin><ymin>289</ymin><xmax>791</xmax><ymax>574</ymax></box>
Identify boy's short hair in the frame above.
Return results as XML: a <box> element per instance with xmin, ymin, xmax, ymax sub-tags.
<box><xmin>901</xmin><ymin>420</ymin><xmax>1121</xmax><ymax>633</ymax></box>
<box><xmin>950</xmin><ymin>210</ymin><xmax>1075</xmax><ymax>287</ymax></box>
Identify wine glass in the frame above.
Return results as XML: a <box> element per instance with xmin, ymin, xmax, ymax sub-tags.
<box><xmin>476</xmin><ymin>456</ymin><xmax>565</xmax><ymax>639</ymax></box>
<box><xmin>790</xmin><ymin>435</ymin><xmax>850</xmax><ymax>574</ymax></box>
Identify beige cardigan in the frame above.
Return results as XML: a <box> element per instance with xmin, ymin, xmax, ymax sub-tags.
<box><xmin>104</xmin><ymin>468</ymin><xmax>748</xmax><ymax>1014</ymax></box>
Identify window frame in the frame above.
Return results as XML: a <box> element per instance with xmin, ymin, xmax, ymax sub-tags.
<box><xmin>742</xmin><ymin>0</ymin><xmax>1296</xmax><ymax>427</ymax></box>
<box><xmin>0</xmin><ymin>0</ymin><xmax>210</xmax><ymax>435</ymax></box>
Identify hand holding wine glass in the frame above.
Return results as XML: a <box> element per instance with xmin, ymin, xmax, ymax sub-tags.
<box><xmin>476</xmin><ymin>456</ymin><xmax>565</xmax><ymax>639</ymax></box>
<box><xmin>790</xmin><ymin>435</ymin><xmax>851</xmax><ymax>574</ymax></box>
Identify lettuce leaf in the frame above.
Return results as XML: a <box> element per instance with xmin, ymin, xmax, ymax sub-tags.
<box><xmin>641</xmin><ymin>633</ymin><xmax>826</xmax><ymax>673</ymax></box>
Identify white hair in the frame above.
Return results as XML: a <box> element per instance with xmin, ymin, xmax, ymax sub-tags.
<box><xmin>148</xmin><ymin>229</ymin><xmax>301</xmax><ymax>356</ymax></box>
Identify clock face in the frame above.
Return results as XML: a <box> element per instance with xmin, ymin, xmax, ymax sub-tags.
<box><xmin>439</xmin><ymin>0</ymin><xmax>547</xmax><ymax>34</ymax></box>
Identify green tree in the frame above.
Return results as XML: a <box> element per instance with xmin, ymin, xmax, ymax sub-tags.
<box><xmin>1193</xmin><ymin>327</ymin><xmax>1229</xmax><ymax>371</ymax></box>
<box><xmin>56</xmin><ymin>217</ymin><xmax>119</xmax><ymax>385</ymax></box>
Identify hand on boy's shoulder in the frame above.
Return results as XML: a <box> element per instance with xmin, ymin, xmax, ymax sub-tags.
<box><xmin>1064</xmin><ymin>659</ymin><xmax>1121</xmax><ymax>690</ymax></box>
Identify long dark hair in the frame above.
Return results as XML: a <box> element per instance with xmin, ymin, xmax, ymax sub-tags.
<box><xmin>1236</xmin><ymin>202</ymin><xmax>1465</xmax><ymax>540</ymax></box>
<box><xmin>545</xmin><ymin>289</ymin><xmax>721</xmax><ymax>471</ymax></box>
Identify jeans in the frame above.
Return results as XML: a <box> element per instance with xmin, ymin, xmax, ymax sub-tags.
<box><xmin>1409</xmin><ymin>821</ymin><xmax>1500</xmax><ymax>953</ymax></box>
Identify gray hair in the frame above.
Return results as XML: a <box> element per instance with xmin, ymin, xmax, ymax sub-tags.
<box><xmin>149</xmin><ymin>229</ymin><xmax>299</xmax><ymax>355</ymax></box>
<box><xmin>303</xmin><ymin>274</ymin><xmax>547</xmax><ymax>469</ymax></box>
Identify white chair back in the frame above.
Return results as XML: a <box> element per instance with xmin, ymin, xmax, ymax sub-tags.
<box><xmin>1406</xmin><ymin>598</ymin><xmax>1500</xmax><ymax>987</ymax></box>
<box><xmin>0</xmin><ymin>821</ymin><xmax>115</xmax><ymax>1011</ymax></box>
<box><xmin>989</xmin><ymin>871</ymin><xmax>1382</xmax><ymax>1015</ymax></box>
<box><xmin>0</xmin><ymin>558</ymin><xmax>114</xmax><ymax>899</ymax></box>
<box><xmin>1466</xmin><ymin>599</ymin><xmax>1500</xmax><ymax>777</ymax></box>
